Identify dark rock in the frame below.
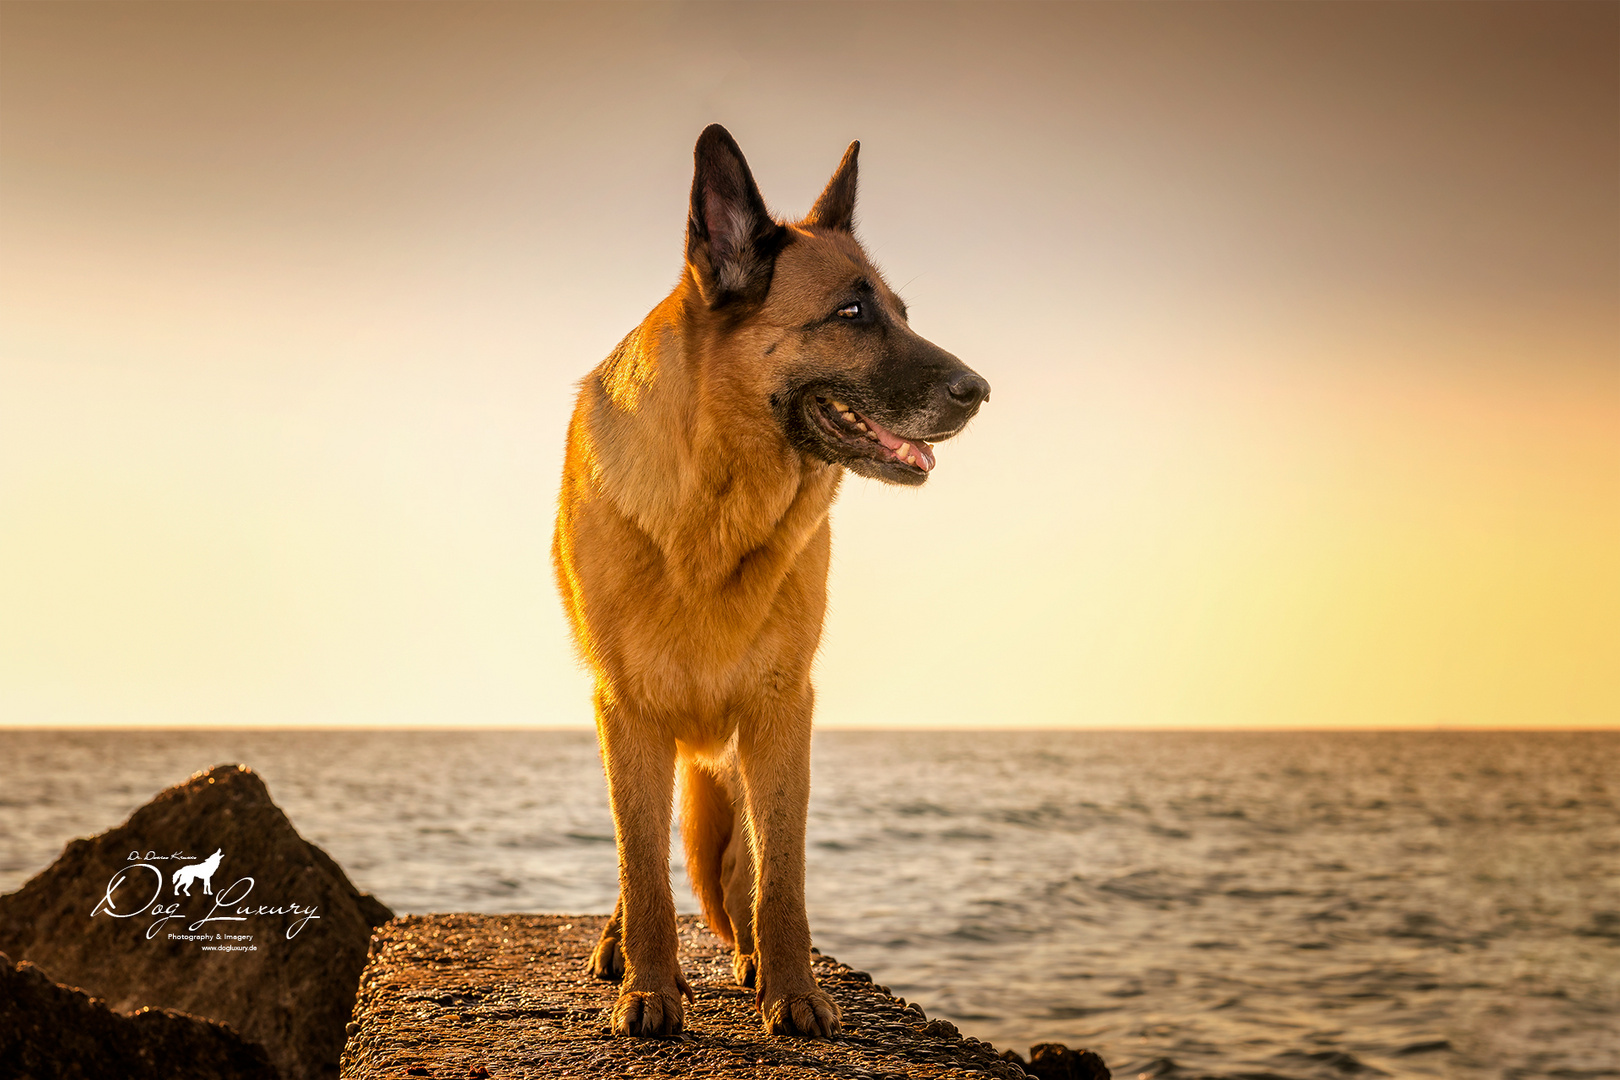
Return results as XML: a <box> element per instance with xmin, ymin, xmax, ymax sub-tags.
<box><xmin>1026</xmin><ymin>1042</ymin><xmax>1113</xmax><ymax>1080</ymax></box>
<box><xmin>1</xmin><ymin>950</ymin><xmax>280</xmax><ymax>1080</ymax></box>
<box><xmin>0</xmin><ymin>764</ymin><xmax>392</xmax><ymax>1080</ymax></box>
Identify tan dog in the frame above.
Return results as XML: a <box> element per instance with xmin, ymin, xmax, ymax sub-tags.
<box><xmin>553</xmin><ymin>125</ymin><xmax>988</xmax><ymax>1039</ymax></box>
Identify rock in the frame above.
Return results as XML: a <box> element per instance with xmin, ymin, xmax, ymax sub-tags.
<box><xmin>0</xmin><ymin>764</ymin><xmax>392</xmax><ymax>1080</ymax></box>
<box><xmin>1023</xmin><ymin>1042</ymin><xmax>1113</xmax><ymax>1080</ymax></box>
<box><xmin>1001</xmin><ymin>1048</ymin><xmax>1031</xmax><ymax>1073</ymax></box>
<box><xmin>0</xmin><ymin>950</ymin><xmax>280</xmax><ymax>1080</ymax></box>
<box><xmin>343</xmin><ymin>913</ymin><xmax>1035</xmax><ymax>1079</ymax></box>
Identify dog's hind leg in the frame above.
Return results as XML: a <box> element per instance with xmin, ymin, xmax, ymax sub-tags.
<box><xmin>678</xmin><ymin>754</ymin><xmax>758</xmax><ymax>985</ymax></box>
<box><xmin>737</xmin><ymin>687</ymin><xmax>841</xmax><ymax>1038</ymax></box>
<box><xmin>721</xmin><ymin>809</ymin><xmax>757</xmax><ymax>986</ymax></box>
<box><xmin>677</xmin><ymin>756</ymin><xmax>734</xmax><ymax>942</ymax></box>
<box><xmin>587</xmin><ymin>897</ymin><xmax>625</xmax><ymax>980</ymax></box>
<box><xmin>597</xmin><ymin>691</ymin><xmax>692</xmax><ymax>1036</ymax></box>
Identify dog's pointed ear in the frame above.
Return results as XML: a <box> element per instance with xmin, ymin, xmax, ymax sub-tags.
<box><xmin>805</xmin><ymin>140</ymin><xmax>859</xmax><ymax>232</ymax></box>
<box><xmin>686</xmin><ymin>125</ymin><xmax>786</xmax><ymax>307</ymax></box>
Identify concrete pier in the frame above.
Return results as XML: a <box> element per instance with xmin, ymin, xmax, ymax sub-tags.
<box><xmin>340</xmin><ymin>913</ymin><xmax>1029</xmax><ymax>1079</ymax></box>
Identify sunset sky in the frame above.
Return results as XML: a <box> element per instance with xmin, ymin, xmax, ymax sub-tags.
<box><xmin>2</xmin><ymin>2</ymin><xmax>1615</xmax><ymax>730</ymax></box>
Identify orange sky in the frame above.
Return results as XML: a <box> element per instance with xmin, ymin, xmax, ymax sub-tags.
<box><xmin>1</xmin><ymin>2</ymin><xmax>1615</xmax><ymax>729</ymax></box>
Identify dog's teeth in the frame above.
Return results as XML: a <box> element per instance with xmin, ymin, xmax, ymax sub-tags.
<box><xmin>830</xmin><ymin>399</ymin><xmax>847</xmax><ymax>412</ymax></box>
<box><xmin>856</xmin><ymin>422</ymin><xmax>867</xmax><ymax>432</ymax></box>
<box><xmin>896</xmin><ymin>442</ymin><xmax>910</xmax><ymax>459</ymax></box>
<box><xmin>842</xmin><ymin>411</ymin><xmax>856</xmax><ymax>423</ymax></box>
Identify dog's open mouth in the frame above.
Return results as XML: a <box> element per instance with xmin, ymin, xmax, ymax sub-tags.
<box><xmin>811</xmin><ymin>394</ymin><xmax>935</xmax><ymax>474</ymax></box>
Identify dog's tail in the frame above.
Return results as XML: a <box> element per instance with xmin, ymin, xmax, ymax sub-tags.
<box><xmin>678</xmin><ymin>756</ymin><xmax>737</xmax><ymax>947</ymax></box>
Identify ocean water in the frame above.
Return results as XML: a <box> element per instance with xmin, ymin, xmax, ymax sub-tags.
<box><xmin>1</xmin><ymin>729</ymin><xmax>1616</xmax><ymax>1079</ymax></box>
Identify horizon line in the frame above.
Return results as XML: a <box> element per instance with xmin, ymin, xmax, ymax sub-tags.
<box><xmin>1</xmin><ymin>724</ymin><xmax>1614</xmax><ymax>734</ymax></box>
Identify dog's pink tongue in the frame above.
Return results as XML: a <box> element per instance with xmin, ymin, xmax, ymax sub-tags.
<box><xmin>861</xmin><ymin>412</ymin><xmax>935</xmax><ymax>472</ymax></box>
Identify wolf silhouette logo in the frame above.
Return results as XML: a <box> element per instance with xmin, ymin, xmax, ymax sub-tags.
<box><xmin>172</xmin><ymin>848</ymin><xmax>223</xmax><ymax>896</ymax></box>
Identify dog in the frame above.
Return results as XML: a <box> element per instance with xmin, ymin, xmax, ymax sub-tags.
<box><xmin>553</xmin><ymin>124</ymin><xmax>988</xmax><ymax>1039</ymax></box>
<box><xmin>172</xmin><ymin>848</ymin><xmax>223</xmax><ymax>897</ymax></box>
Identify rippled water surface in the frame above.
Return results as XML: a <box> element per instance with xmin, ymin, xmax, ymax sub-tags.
<box><xmin>2</xmin><ymin>729</ymin><xmax>1616</xmax><ymax>1079</ymax></box>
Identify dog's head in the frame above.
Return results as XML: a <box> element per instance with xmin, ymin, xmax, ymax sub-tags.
<box><xmin>684</xmin><ymin>125</ymin><xmax>989</xmax><ymax>487</ymax></box>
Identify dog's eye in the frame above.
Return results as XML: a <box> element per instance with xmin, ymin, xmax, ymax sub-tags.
<box><xmin>836</xmin><ymin>302</ymin><xmax>861</xmax><ymax>320</ymax></box>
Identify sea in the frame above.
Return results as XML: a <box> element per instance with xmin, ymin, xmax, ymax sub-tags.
<box><xmin>1</xmin><ymin>729</ymin><xmax>1616</xmax><ymax>1080</ymax></box>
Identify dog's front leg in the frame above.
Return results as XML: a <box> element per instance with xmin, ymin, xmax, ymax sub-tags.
<box><xmin>738</xmin><ymin>693</ymin><xmax>842</xmax><ymax>1038</ymax></box>
<box><xmin>597</xmin><ymin>695</ymin><xmax>693</xmax><ymax>1036</ymax></box>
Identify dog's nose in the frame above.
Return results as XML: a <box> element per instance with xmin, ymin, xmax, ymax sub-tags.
<box><xmin>947</xmin><ymin>372</ymin><xmax>990</xmax><ymax>408</ymax></box>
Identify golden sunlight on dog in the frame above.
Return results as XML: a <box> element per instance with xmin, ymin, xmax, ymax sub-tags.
<box><xmin>553</xmin><ymin>124</ymin><xmax>988</xmax><ymax>1038</ymax></box>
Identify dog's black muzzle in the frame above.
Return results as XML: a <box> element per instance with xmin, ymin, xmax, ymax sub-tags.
<box><xmin>896</xmin><ymin>334</ymin><xmax>990</xmax><ymax>440</ymax></box>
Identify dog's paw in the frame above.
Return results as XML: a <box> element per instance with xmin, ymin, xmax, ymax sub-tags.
<box><xmin>732</xmin><ymin>950</ymin><xmax>757</xmax><ymax>988</ymax></box>
<box><xmin>761</xmin><ymin>989</ymin><xmax>842</xmax><ymax>1038</ymax></box>
<box><xmin>613</xmin><ymin>989</ymin><xmax>685</xmax><ymax>1038</ymax></box>
<box><xmin>586</xmin><ymin>935</ymin><xmax>624</xmax><ymax>981</ymax></box>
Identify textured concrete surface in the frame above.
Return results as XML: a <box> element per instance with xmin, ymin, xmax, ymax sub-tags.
<box><xmin>342</xmin><ymin>914</ymin><xmax>1039</xmax><ymax>1079</ymax></box>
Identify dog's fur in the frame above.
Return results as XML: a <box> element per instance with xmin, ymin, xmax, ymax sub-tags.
<box><xmin>553</xmin><ymin>125</ymin><xmax>987</xmax><ymax>1039</ymax></box>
